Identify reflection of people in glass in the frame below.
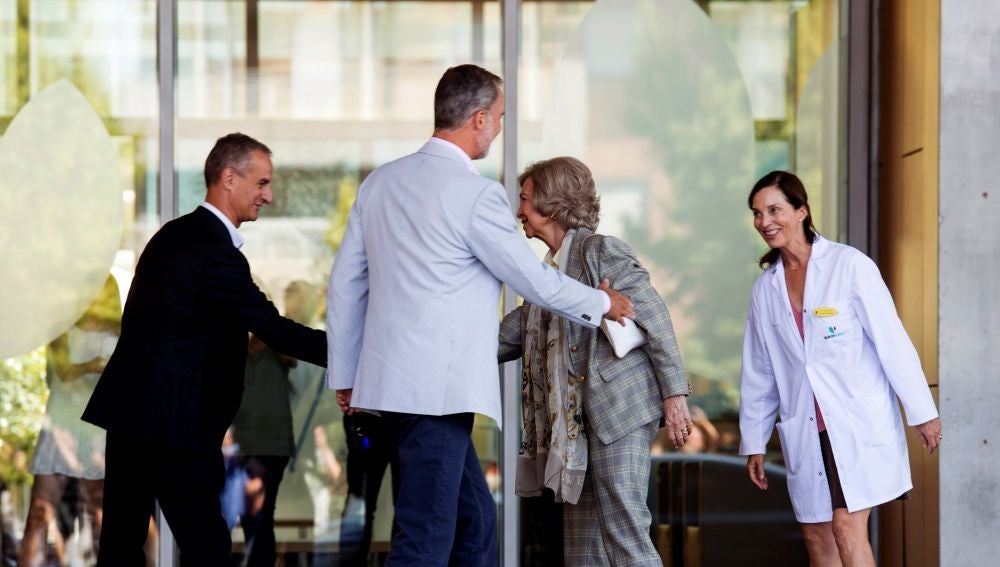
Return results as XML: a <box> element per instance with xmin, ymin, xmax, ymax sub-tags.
<box><xmin>338</xmin><ymin>412</ymin><xmax>398</xmax><ymax>566</ymax></box>
<box><xmin>229</xmin><ymin>332</ymin><xmax>297</xmax><ymax>567</ymax></box>
<box><xmin>739</xmin><ymin>171</ymin><xmax>942</xmax><ymax>565</ymax></box>
<box><xmin>497</xmin><ymin>157</ymin><xmax>690</xmax><ymax>565</ymax></box>
<box><xmin>278</xmin><ymin>280</ymin><xmax>350</xmax><ymax>553</ymax></box>
<box><xmin>19</xmin><ymin>275</ymin><xmax>120</xmax><ymax>566</ymax></box>
<box><xmin>1</xmin><ymin>478</ymin><xmax>17</xmax><ymax>562</ymax></box>
<box><xmin>652</xmin><ymin>405</ymin><xmax>719</xmax><ymax>455</ymax></box>
<box><xmin>303</xmin><ymin>420</ymin><xmax>346</xmax><ymax>542</ymax></box>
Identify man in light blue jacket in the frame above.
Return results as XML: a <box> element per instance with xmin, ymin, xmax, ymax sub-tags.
<box><xmin>327</xmin><ymin>64</ymin><xmax>634</xmax><ymax>566</ymax></box>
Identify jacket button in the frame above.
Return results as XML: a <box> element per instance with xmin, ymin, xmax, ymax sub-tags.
<box><xmin>578</xmin><ymin>374</ymin><xmax>586</xmax><ymax>382</ymax></box>
<box><xmin>809</xmin><ymin>417</ymin><xmax>814</xmax><ymax>422</ymax></box>
<box><xmin>570</xmin><ymin>346</ymin><xmax>579</xmax><ymax>352</ymax></box>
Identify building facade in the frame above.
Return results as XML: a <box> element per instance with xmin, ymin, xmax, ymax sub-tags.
<box><xmin>2</xmin><ymin>0</ymin><xmax>994</xmax><ymax>565</ymax></box>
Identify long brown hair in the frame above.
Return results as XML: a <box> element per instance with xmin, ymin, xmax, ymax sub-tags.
<box><xmin>748</xmin><ymin>171</ymin><xmax>817</xmax><ymax>270</ymax></box>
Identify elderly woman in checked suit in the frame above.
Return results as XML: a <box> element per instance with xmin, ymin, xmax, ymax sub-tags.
<box><xmin>498</xmin><ymin>156</ymin><xmax>690</xmax><ymax>565</ymax></box>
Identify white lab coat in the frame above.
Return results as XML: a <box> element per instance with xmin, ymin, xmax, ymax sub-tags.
<box><xmin>738</xmin><ymin>236</ymin><xmax>938</xmax><ymax>523</ymax></box>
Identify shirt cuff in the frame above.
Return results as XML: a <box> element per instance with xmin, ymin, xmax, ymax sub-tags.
<box><xmin>600</xmin><ymin>290</ymin><xmax>611</xmax><ymax>314</ymax></box>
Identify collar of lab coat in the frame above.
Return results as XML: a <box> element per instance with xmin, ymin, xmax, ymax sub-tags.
<box><xmin>768</xmin><ymin>234</ymin><xmax>830</xmax><ymax>293</ymax></box>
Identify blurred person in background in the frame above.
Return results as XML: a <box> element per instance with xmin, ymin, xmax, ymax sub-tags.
<box><xmin>226</xmin><ymin>277</ymin><xmax>302</xmax><ymax>567</ymax></box>
<box><xmin>651</xmin><ymin>405</ymin><xmax>719</xmax><ymax>456</ymax></box>
<box><xmin>19</xmin><ymin>275</ymin><xmax>120</xmax><ymax>566</ymax></box>
<box><xmin>229</xmin><ymin>329</ymin><xmax>298</xmax><ymax>567</ymax></box>
<box><xmin>1</xmin><ymin>478</ymin><xmax>16</xmax><ymax>563</ymax></box>
<box><xmin>338</xmin><ymin>411</ymin><xmax>397</xmax><ymax>566</ymax></box>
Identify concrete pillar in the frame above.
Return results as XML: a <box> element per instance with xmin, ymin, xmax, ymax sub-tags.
<box><xmin>939</xmin><ymin>1</ymin><xmax>1000</xmax><ymax>563</ymax></box>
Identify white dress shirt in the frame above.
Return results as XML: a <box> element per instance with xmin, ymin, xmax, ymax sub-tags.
<box><xmin>199</xmin><ymin>202</ymin><xmax>244</xmax><ymax>249</ymax></box>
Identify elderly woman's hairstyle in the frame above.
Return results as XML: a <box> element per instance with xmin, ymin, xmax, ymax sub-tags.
<box><xmin>518</xmin><ymin>157</ymin><xmax>600</xmax><ymax>230</ymax></box>
<box><xmin>434</xmin><ymin>64</ymin><xmax>503</xmax><ymax>131</ymax></box>
<box><xmin>748</xmin><ymin>170</ymin><xmax>818</xmax><ymax>270</ymax></box>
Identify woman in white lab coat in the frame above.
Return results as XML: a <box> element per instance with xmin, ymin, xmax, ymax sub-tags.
<box><xmin>739</xmin><ymin>171</ymin><xmax>942</xmax><ymax>566</ymax></box>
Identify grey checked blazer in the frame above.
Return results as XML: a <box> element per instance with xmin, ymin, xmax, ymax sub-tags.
<box><xmin>499</xmin><ymin>227</ymin><xmax>688</xmax><ymax>445</ymax></box>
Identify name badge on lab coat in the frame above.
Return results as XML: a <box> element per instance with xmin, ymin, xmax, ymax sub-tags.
<box><xmin>813</xmin><ymin>307</ymin><xmax>838</xmax><ymax>317</ymax></box>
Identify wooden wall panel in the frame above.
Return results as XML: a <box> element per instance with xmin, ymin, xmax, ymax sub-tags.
<box><xmin>877</xmin><ymin>0</ymin><xmax>940</xmax><ymax>566</ymax></box>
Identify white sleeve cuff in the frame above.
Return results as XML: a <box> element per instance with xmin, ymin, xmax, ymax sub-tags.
<box><xmin>600</xmin><ymin>290</ymin><xmax>611</xmax><ymax>314</ymax></box>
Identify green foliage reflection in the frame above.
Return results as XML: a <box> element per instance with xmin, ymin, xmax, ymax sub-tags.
<box><xmin>0</xmin><ymin>349</ymin><xmax>47</xmax><ymax>484</ymax></box>
<box><xmin>622</xmin><ymin>0</ymin><xmax>759</xmax><ymax>409</ymax></box>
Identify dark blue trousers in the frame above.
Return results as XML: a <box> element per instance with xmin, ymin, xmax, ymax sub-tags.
<box><xmin>381</xmin><ymin>412</ymin><xmax>497</xmax><ymax>567</ymax></box>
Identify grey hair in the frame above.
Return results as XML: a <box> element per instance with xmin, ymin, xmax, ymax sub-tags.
<box><xmin>518</xmin><ymin>157</ymin><xmax>600</xmax><ymax>230</ymax></box>
<box><xmin>204</xmin><ymin>132</ymin><xmax>271</xmax><ymax>187</ymax></box>
<box><xmin>434</xmin><ymin>64</ymin><xmax>503</xmax><ymax>130</ymax></box>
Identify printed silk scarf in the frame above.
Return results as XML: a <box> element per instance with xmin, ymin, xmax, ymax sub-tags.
<box><xmin>516</xmin><ymin>233</ymin><xmax>588</xmax><ymax>504</ymax></box>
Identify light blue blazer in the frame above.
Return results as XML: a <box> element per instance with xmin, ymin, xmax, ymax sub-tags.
<box><xmin>326</xmin><ymin>140</ymin><xmax>604</xmax><ymax>427</ymax></box>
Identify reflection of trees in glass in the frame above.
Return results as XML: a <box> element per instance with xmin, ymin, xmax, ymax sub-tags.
<box><xmin>269</xmin><ymin>164</ymin><xmax>356</xmax><ymax>219</ymax></box>
<box><xmin>0</xmin><ymin>350</ymin><xmax>47</xmax><ymax>485</ymax></box>
<box><xmin>1</xmin><ymin>0</ymin><xmax>136</xmax><ymax>487</ymax></box>
<box><xmin>323</xmin><ymin>177</ymin><xmax>358</xmax><ymax>256</ymax></box>
<box><xmin>621</xmin><ymin>1</ymin><xmax>758</xmax><ymax>404</ymax></box>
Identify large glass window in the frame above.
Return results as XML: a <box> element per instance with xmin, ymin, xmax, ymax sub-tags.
<box><xmin>0</xmin><ymin>1</ymin><xmax>159</xmax><ymax>565</ymax></box>
<box><xmin>0</xmin><ymin>1</ymin><xmax>851</xmax><ymax>565</ymax></box>
<box><xmin>176</xmin><ymin>1</ymin><xmax>500</xmax><ymax>563</ymax></box>
<box><xmin>518</xmin><ymin>0</ymin><xmax>847</xmax><ymax>564</ymax></box>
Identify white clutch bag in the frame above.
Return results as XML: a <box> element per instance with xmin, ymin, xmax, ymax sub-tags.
<box><xmin>601</xmin><ymin>317</ymin><xmax>647</xmax><ymax>358</ymax></box>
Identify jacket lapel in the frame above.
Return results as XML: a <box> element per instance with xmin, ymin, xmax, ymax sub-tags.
<box><xmin>566</xmin><ymin>227</ymin><xmax>595</xmax><ymax>284</ymax></box>
<box><xmin>564</xmin><ymin>226</ymin><xmax>598</xmax><ymax>375</ymax></box>
<box><xmin>766</xmin><ymin>260</ymin><xmax>802</xmax><ymax>356</ymax></box>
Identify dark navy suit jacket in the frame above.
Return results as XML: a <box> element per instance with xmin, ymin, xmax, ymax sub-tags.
<box><xmin>83</xmin><ymin>206</ymin><xmax>326</xmax><ymax>450</ymax></box>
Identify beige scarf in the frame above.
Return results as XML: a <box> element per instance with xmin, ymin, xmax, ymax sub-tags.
<box><xmin>515</xmin><ymin>230</ymin><xmax>588</xmax><ymax>504</ymax></box>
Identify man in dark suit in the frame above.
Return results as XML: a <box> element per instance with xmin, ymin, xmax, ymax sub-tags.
<box><xmin>83</xmin><ymin>133</ymin><xmax>327</xmax><ymax>566</ymax></box>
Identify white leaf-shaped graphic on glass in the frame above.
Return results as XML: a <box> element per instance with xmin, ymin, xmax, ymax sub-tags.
<box><xmin>0</xmin><ymin>79</ymin><xmax>124</xmax><ymax>359</ymax></box>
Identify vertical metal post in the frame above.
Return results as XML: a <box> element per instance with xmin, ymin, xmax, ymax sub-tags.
<box><xmin>847</xmin><ymin>0</ymin><xmax>878</xmax><ymax>257</ymax></box>
<box><xmin>158</xmin><ymin>0</ymin><xmax>177</xmax><ymax>224</ymax></box>
<box><xmin>472</xmin><ymin>0</ymin><xmax>485</xmax><ymax>64</ymax></box>
<box><xmin>157</xmin><ymin>1</ymin><xmax>177</xmax><ymax>563</ymax></box>
<box><xmin>246</xmin><ymin>0</ymin><xmax>259</xmax><ymax>115</ymax></box>
<box><xmin>500</xmin><ymin>1</ymin><xmax>520</xmax><ymax>566</ymax></box>
<box><xmin>847</xmin><ymin>0</ymin><xmax>882</xmax><ymax>556</ymax></box>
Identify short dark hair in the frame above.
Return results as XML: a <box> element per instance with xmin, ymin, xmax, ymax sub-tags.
<box><xmin>204</xmin><ymin>133</ymin><xmax>272</xmax><ymax>188</ymax></box>
<box><xmin>434</xmin><ymin>64</ymin><xmax>503</xmax><ymax>130</ymax></box>
<box><xmin>747</xmin><ymin>170</ymin><xmax>818</xmax><ymax>270</ymax></box>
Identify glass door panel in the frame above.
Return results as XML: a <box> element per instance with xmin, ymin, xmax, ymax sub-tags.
<box><xmin>176</xmin><ymin>1</ymin><xmax>501</xmax><ymax>564</ymax></box>
<box><xmin>0</xmin><ymin>1</ymin><xmax>159</xmax><ymax>564</ymax></box>
<box><xmin>518</xmin><ymin>1</ymin><xmax>847</xmax><ymax>564</ymax></box>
